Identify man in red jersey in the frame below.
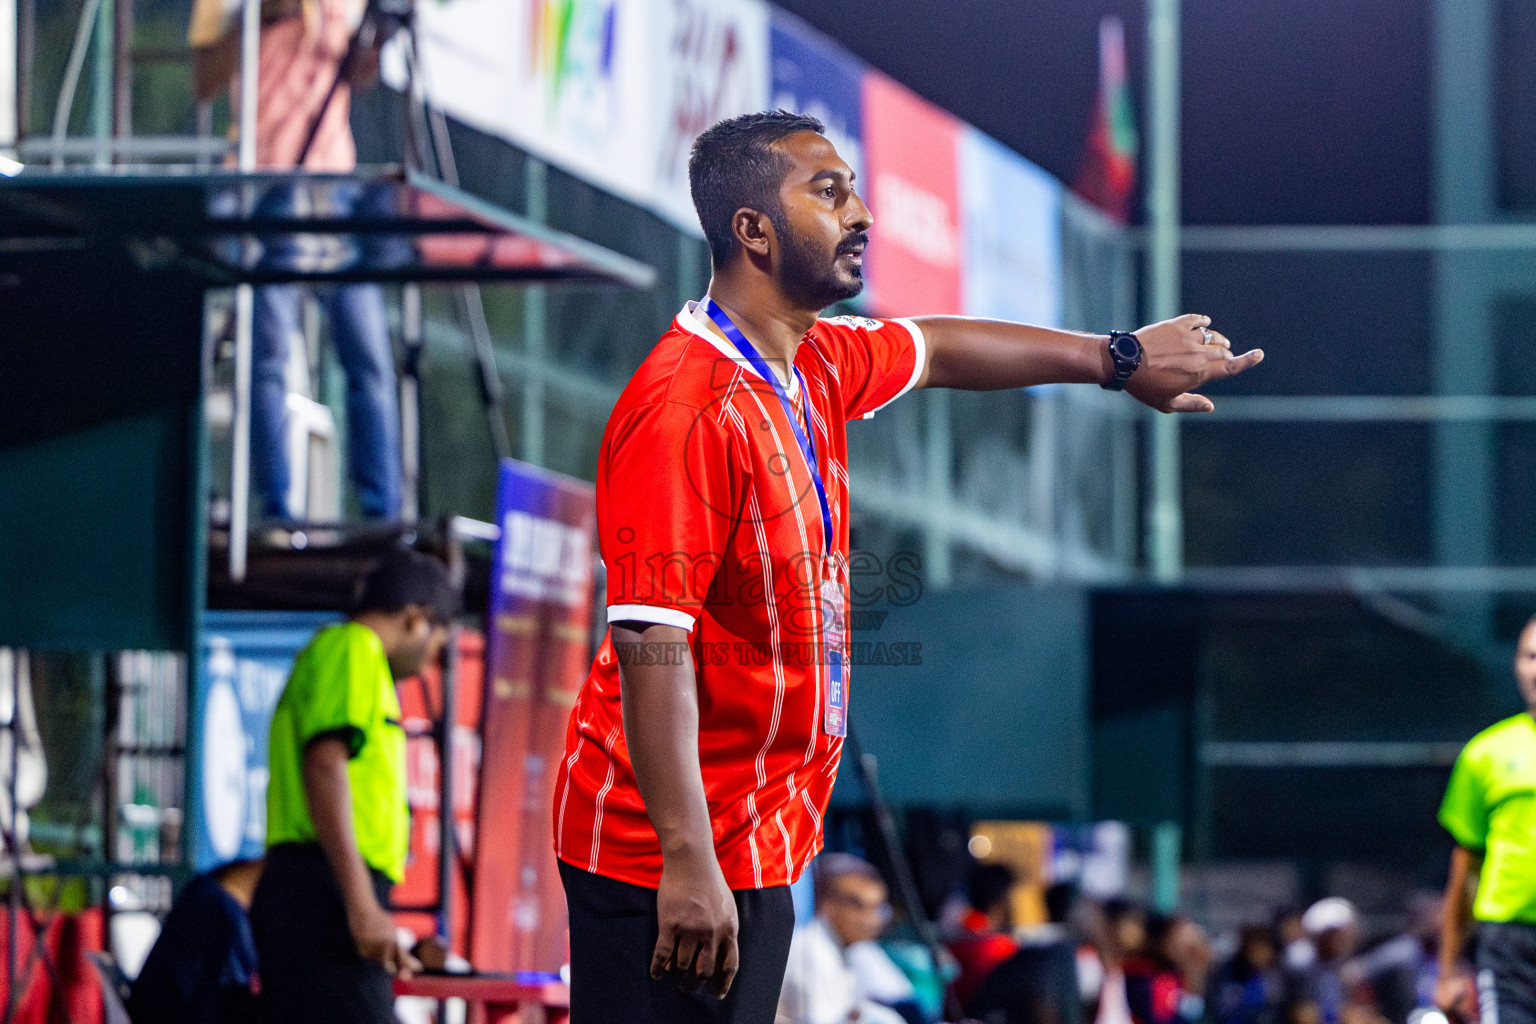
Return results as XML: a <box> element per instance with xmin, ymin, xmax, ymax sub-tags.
<box><xmin>552</xmin><ymin>110</ymin><xmax>1263</xmax><ymax>1024</ymax></box>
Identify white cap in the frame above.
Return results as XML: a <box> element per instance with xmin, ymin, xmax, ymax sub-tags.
<box><xmin>1301</xmin><ymin>897</ymin><xmax>1358</xmax><ymax>935</ymax></box>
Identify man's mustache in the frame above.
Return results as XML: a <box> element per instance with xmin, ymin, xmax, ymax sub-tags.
<box><xmin>836</xmin><ymin>232</ymin><xmax>869</xmax><ymax>255</ymax></box>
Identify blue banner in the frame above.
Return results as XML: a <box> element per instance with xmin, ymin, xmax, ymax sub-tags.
<box><xmin>770</xmin><ymin>10</ymin><xmax>866</xmax><ymax>183</ymax></box>
<box><xmin>190</xmin><ymin>611</ymin><xmax>337</xmax><ymax>872</ymax></box>
<box><xmin>959</xmin><ymin>127</ymin><xmax>1064</xmax><ymax>327</ymax></box>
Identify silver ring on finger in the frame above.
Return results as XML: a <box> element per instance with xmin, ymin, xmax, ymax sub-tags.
<box><xmin>1201</xmin><ymin>327</ymin><xmax>1214</xmax><ymax>345</ymax></box>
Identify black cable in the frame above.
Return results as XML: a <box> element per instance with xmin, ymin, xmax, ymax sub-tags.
<box><xmin>845</xmin><ymin>726</ymin><xmax>968</xmax><ymax>1023</ymax></box>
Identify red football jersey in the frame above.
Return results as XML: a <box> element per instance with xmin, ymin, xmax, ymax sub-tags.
<box><xmin>553</xmin><ymin>300</ymin><xmax>925</xmax><ymax>890</ymax></box>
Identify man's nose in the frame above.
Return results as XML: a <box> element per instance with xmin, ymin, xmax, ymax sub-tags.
<box><xmin>847</xmin><ymin>191</ymin><xmax>873</xmax><ymax>233</ymax></box>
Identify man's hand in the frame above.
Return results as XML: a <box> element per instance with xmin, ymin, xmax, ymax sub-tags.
<box><xmin>1128</xmin><ymin>314</ymin><xmax>1264</xmax><ymax>413</ymax></box>
<box><xmin>651</xmin><ymin>848</ymin><xmax>740</xmax><ymax>998</ymax></box>
<box><xmin>347</xmin><ymin>900</ymin><xmax>422</xmax><ymax>978</ymax></box>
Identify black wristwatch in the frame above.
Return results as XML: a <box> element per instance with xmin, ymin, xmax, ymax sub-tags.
<box><xmin>1100</xmin><ymin>331</ymin><xmax>1142</xmax><ymax>391</ymax></box>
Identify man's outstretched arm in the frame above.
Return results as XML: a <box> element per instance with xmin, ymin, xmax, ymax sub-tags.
<box><xmin>913</xmin><ymin>313</ymin><xmax>1263</xmax><ymax>413</ymax></box>
<box><xmin>611</xmin><ymin>621</ymin><xmax>740</xmax><ymax>998</ymax></box>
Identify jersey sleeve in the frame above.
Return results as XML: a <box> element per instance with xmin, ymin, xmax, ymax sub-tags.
<box><xmin>815</xmin><ymin>315</ymin><xmax>927</xmax><ymax>421</ymax></box>
<box><xmin>292</xmin><ymin>629</ymin><xmax>378</xmax><ymax>758</ymax></box>
<box><xmin>599</xmin><ymin>400</ymin><xmax>739</xmax><ymax>632</ymax></box>
<box><xmin>1439</xmin><ymin>742</ymin><xmax>1489</xmax><ymax>850</ymax></box>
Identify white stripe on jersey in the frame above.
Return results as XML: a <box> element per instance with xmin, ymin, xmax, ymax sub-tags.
<box><xmin>587</xmin><ymin>721</ymin><xmax>624</xmax><ymax>873</ymax></box>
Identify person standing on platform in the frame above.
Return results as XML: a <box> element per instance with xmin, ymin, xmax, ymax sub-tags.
<box><xmin>190</xmin><ymin>0</ymin><xmax>401</xmax><ymax>521</ymax></box>
<box><xmin>252</xmin><ymin>547</ymin><xmax>456</xmax><ymax>1024</ymax></box>
<box><xmin>552</xmin><ymin>110</ymin><xmax>1264</xmax><ymax>1024</ymax></box>
<box><xmin>1436</xmin><ymin>615</ymin><xmax>1536</xmax><ymax>1024</ymax></box>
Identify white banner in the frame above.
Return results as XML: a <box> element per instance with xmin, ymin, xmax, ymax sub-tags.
<box><xmin>645</xmin><ymin>0</ymin><xmax>769</xmax><ymax>231</ymax></box>
<box><xmin>959</xmin><ymin>126</ymin><xmax>1063</xmax><ymax>327</ymax></box>
<box><xmin>394</xmin><ymin>0</ymin><xmax>768</xmax><ymax>235</ymax></box>
<box><xmin>0</xmin><ymin>0</ymin><xmax>15</xmax><ymax>150</ymax></box>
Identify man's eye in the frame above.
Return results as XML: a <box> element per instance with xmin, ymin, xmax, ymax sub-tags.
<box><xmin>821</xmin><ymin>186</ymin><xmax>836</xmax><ymax>199</ymax></box>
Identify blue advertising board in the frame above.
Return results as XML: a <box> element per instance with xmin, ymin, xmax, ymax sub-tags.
<box><xmin>959</xmin><ymin>127</ymin><xmax>1064</xmax><ymax>328</ymax></box>
<box><xmin>770</xmin><ymin>10</ymin><xmax>866</xmax><ymax>184</ymax></box>
<box><xmin>189</xmin><ymin>611</ymin><xmax>337</xmax><ymax>872</ymax></box>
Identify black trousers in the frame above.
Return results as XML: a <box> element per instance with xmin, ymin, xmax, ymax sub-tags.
<box><xmin>250</xmin><ymin>842</ymin><xmax>396</xmax><ymax>1024</ymax></box>
<box><xmin>560</xmin><ymin>861</ymin><xmax>795</xmax><ymax>1024</ymax></box>
<box><xmin>1478</xmin><ymin>923</ymin><xmax>1536</xmax><ymax>1024</ymax></box>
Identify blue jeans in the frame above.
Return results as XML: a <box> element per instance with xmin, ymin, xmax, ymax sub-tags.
<box><xmin>249</xmin><ymin>182</ymin><xmax>401</xmax><ymax>520</ymax></box>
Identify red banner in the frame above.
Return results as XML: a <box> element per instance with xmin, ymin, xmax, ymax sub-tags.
<box><xmin>393</xmin><ymin>629</ymin><xmax>485</xmax><ymax>957</ymax></box>
<box><xmin>471</xmin><ymin>460</ymin><xmax>597</xmax><ymax>974</ymax></box>
<box><xmin>861</xmin><ymin>72</ymin><xmax>964</xmax><ymax>316</ymax></box>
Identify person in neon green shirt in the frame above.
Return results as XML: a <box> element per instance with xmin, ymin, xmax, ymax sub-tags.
<box><xmin>250</xmin><ymin>547</ymin><xmax>457</xmax><ymax>1024</ymax></box>
<box><xmin>1436</xmin><ymin>615</ymin><xmax>1536</xmax><ymax>1024</ymax></box>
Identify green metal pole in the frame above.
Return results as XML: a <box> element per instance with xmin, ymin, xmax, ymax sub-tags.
<box><xmin>1146</xmin><ymin>0</ymin><xmax>1183</xmax><ymax>581</ymax></box>
<box><xmin>522</xmin><ymin>156</ymin><xmax>548</xmax><ymax>467</ymax></box>
<box><xmin>90</xmin><ymin>0</ymin><xmax>110</xmax><ymax>163</ymax></box>
<box><xmin>1151</xmin><ymin>820</ymin><xmax>1182</xmax><ymax>912</ymax></box>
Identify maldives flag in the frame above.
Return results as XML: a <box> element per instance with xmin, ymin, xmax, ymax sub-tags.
<box><xmin>1074</xmin><ymin>16</ymin><xmax>1138</xmax><ymax>222</ymax></box>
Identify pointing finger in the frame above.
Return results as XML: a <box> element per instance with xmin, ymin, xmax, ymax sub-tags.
<box><xmin>1222</xmin><ymin>349</ymin><xmax>1264</xmax><ymax>376</ymax></box>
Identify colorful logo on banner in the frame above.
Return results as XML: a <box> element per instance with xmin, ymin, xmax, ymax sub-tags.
<box><xmin>399</xmin><ymin>0</ymin><xmax>654</xmax><ymax>210</ymax></box>
<box><xmin>650</xmin><ymin>0</ymin><xmax>770</xmax><ymax>230</ymax></box>
<box><xmin>861</xmin><ymin>73</ymin><xmax>963</xmax><ymax>316</ymax></box>
<box><xmin>471</xmin><ymin>460</ymin><xmax>597</xmax><ymax>974</ymax></box>
<box><xmin>959</xmin><ymin>127</ymin><xmax>1064</xmax><ymax>327</ymax></box>
<box><xmin>769</xmin><ymin>11</ymin><xmax>864</xmax><ymax>185</ymax></box>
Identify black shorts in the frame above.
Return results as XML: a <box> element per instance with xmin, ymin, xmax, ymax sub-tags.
<box><xmin>250</xmin><ymin>842</ymin><xmax>396</xmax><ymax>1024</ymax></box>
<box><xmin>559</xmin><ymin>861</ymin><xmax>795</xmax><ymax>1024</ymax></box>
<box><xmin>1477</xmin><ymin>922</ymin><xmax>1536</xmax><ymax>1024</ymax></box>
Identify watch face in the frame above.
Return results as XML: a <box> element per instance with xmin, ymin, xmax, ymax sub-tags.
<box><xmin>1111</xmin><ymin>335</ymin><xmax>1141</xmax><ymax>360</ymax></box>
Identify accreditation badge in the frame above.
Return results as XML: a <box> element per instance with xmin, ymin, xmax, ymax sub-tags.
<box><xmin>820</xmin><ymin>577</ymin><xmax>849</xmax><ymax>737</ymax></box>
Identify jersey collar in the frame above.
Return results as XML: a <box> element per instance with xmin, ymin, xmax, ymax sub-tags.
<box><xmin>676</xmin><ymin>300</ymin><xmax>802</xmax><ymax>400</ymax></box>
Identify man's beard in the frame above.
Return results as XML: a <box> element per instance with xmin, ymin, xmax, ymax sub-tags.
<box><xmin>775</xmin><ymin>220</ymin><xmax>867</xmax><ymax>311</ymax></box>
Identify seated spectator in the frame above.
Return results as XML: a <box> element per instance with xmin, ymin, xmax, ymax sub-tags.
<box><xmin>950</xmin><ymin>861</ymin><xmax>1021</xmax><ymax>1007</ymax></box>
<box><xmin>1276</xmin><ymin>908</ymin><xmax>1314</xmax><ymax>973</ymax></box>
<box><xmin>1079</xmin><ymin>899</ymin><xmax>1145</xmax><ymax>1024</ymax></box>
<box><xmin>128</xmin><ymin>858</ymin><xmax>263</xmax><ymax>1024</ymax></box>
<box><xmin>1124</xmin><ymin>913</ymin><xmax>1210</xmax><ymax>1024</ymax></box>
<box><xmin>967</xmin><ymin>882</ymin><xmax>1084</xmax><ymax>1024</ymax></box>
<box><xmin>779</xmin><ymin>853</ymin><xmax>922</xmax><ymax>1024</ymax></box>
<box><xmin>1214</xmin><ymin>925</ymin><xmax>1285</xmax><ymax>1024</ymax></box>
<box><xmin>1286</xmin><ymin>898</ymin><xmax>1362</xmax><ymax>1024</ymax></box>
<box><xmin>1346</xmin><ymin>892</ymin><xmax>1440</xmax><ymax>1024</ymax></box>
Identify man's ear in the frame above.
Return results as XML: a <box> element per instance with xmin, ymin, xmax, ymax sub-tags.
<box><xmin>731</xmin><ymin>207</ymin><xmax>774</xmax><ymax>260</ymax></box>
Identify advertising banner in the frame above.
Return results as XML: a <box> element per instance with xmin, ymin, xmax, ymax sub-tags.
<box><xmin>647</xmin><ymin>0</ymin><xmax>771</xmax><ymax>231</ymax></box>
<box><xmin>471</xmin><ymin>460</ymin><xmax>597</xmax><ymax>974</ymax></box>
<box><xmin>861</xmin><ymin>73</ymin><xmax>963</xmax><ymax>316</ymax></box>
<box><xmin>390</xmin><ymin>630</ymin><xmax>485</xmax><ymax>958</ymax></box>
<box><xmin>769</xmin><ymin>10</ymin><xmax>865</xmax><ymax>197</ymax></box>
<box><xmin>398</xmin><ymin>0</ymin><xmax>657</xmax><ymax>210</ymax></box>
<box><xmin>959</xmin><ymin>127</ymin><xmax>1064</xmax><ymax>327</ymax></box>
<box><xmin>192</xmin><ymin>612</ymin><xmax>337</xmax><ymax>872</ymax></box>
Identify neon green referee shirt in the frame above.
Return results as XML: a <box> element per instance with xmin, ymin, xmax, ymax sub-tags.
<box><xmin>266</xmin><ymin>622</ymin><xmax>409</xmax><ymax>882</ymax></box>
<box><xmin>1440</xmin><ymin>713</ymin><xmax>1536</xmax><ymax>923</ymax></box>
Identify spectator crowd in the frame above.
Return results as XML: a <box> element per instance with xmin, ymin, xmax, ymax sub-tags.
<box><xmin>774</xmin><ymin>854</ymin><xmax>1446</xmax><ymax>1024</ymax></box>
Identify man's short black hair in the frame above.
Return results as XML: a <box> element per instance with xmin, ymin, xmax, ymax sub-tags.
<box><xmin>967</xmin><ymin>861</ymin><xmax>1018</xmax><ymax>916</ymax></box>
<box><xmin>689</xmin><ymin>110</ymin><xmax>826</xmax><ymax>267</ymax></box>
<box><xmin>354</xmin><ymin>547</ymin><xmax>459</xmax><ymax>624</ymax></box>
<box><xmin>813</xmin><ymin>852</ymin><xmax>884</xmax><ymax>907</ymax></box>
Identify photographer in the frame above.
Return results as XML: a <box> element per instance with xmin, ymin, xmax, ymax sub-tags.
<box><xmin>189</xmin><ymin>0</ymin><xmax>402</xmax><ymax>523</ymax></box>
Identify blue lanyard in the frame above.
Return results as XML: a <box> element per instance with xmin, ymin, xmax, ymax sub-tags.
<box><xmin>702</xmin><ymin>298</ymin><xmax>834</xmax><ymax>557</ymax></box>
